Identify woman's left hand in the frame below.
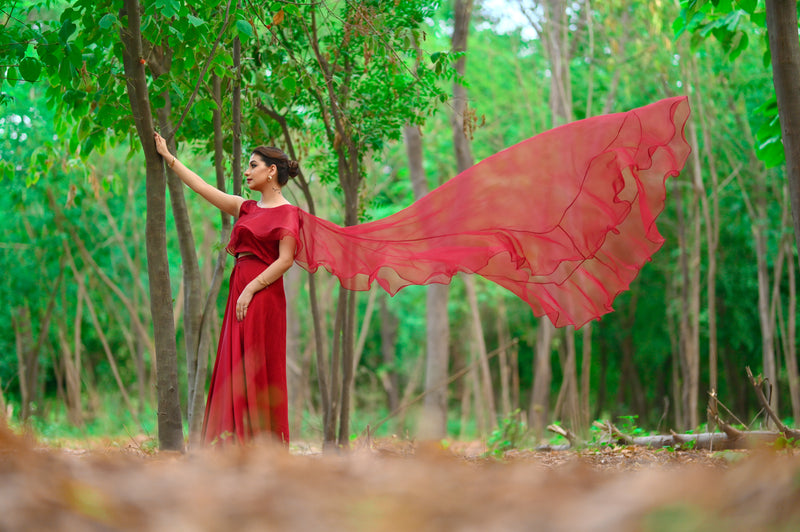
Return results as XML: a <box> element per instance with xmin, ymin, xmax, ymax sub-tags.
<box><xmin>236</xmin><ymin>289</ymin><xmax>254</xmax><ymax>321</ymax></box>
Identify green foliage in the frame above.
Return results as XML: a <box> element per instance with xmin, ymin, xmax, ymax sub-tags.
<box><xmin>617</xmin><ymin>415</ymin><xmax>648</xmax><ymax>437</ymax></box>
<box><xmin>486</xmin><ymin>409</ymin><xmax>533</xmax><ymax>456</ymax></box>
<box><xmin>674</xmin><ymin>0</ymin><xmax>783</xmax><ymax>168</ymax></box>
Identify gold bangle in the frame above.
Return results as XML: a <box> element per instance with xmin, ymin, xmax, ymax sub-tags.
<box><xmin>169</xmin><ymin>155</ymin><xmax>176</xmax><ymax>168</ymax></box>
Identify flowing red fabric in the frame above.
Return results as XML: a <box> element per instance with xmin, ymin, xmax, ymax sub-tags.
<box><xmin>291</xmin><ymin>96</ymin><xmax>690</xmax><ymax>328</ymax></box>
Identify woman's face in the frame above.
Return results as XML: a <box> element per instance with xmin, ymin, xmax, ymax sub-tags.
<box><xmin>244</xmin><ymin>155</ymin><xmax>276</xmax><ymax>191</ymax></box>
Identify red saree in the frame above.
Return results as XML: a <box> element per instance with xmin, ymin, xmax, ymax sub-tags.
<box><xmin>202</xmin><ymin>96</ymin><xmax>690</xmax><ymax>445</ymax></box>
<box><xmin>294</xmin><ymin>96</ymin><xmax>690</xmax><ymax>328</ymax></box>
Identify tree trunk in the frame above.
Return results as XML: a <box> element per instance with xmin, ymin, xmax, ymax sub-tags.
<box><xmin>554</xmin><ymin>327</ymin><xmax>580</xmax><ymax>431</ymax></box>
<box><xmin>464</xmin><ymin>277</ymin><xmax>497</xmax><ymax>431</ymax></box>
<box><xmin>12</xmin><ymin>305</ymin><xmax>37</xmax><ymax>421</ymax></box>
<box><xmin>157</xmin><ymin>101</ymin><xmax>204</xmax><ymax>438</ymax></box>
<box><xmin>580</xmin><ymin>324</ymin><xmax>592</xmax><ymax>431</ymax></box>
<box><xmin>451</xmin><ymin>0</ymin><xmax>475</xmax><ymax>174</ymax></box>
<box><xmin>765</xmin><ymin>0</ymin><xmax>800</xmax><ymax>272</ymax></box>
<box><xmin>56</xmin><ymin>327</ymin><xmax>83</xmax><ymax>426</ymax></box>
<box><xmin>783</xmin><ymin>236</ymin><xmax>800</xmax><ymax>420</ymax></box>
<box><xmin>521</xmin><ymin>0</ymin><xmax>574</xmax><ymax>437</ymax></box>
<box><xmin>378</xmin><ymin>295</ymin><xmax>400</xmax><ymax>418</ymax></box>
<box><xmin>496</xmin><ymin>298</ymin><xmax>513</xmax><ymax>417</ymax></box>
<box><xmin>404</xmin><ymin>123</ymin><xmax>452</xmax><ymax>440</ymax></box>
<box><xmin>285</xmin><ymin>265</ymin><xmax>304</xmax><ymax>438</ymax></box>
<box><xmin>690</xmin><ymin>57</ymin><xmax>720</xmax><ymax>395</ymax></box>
<box><xmin>121</xmin><ymin>0</ymin><xmax>183</xmax><ymax>450</ymax></box>
<box><xmin>530</xmin><ymin>319</ymin><xmax>554</xmax><ymax>439</ymax></box>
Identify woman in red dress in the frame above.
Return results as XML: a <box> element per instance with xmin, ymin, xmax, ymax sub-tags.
<box><xmin>154</xmin><ymin>135</ymin><xmax>298</xmax><ymax>446</ymax></box>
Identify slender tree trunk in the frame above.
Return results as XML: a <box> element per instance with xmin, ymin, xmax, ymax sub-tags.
<box><xmin>521</xmin><ymin>0</ymin><xmax>574</xmax><ymax>437</ymax></box>
<box><xmin>157</xmin><ymin>100</ymin><xmax>204</xmax><ymax>436</ymax></box>
<box><xmin>674</xmin><ymin>176</ymin><xmax>695</xmax><ymax>430</ymax></box>
<box><xmin>580</xmin><ymin>324</ymin><xmax>592</xmax><ymax>430</ymax></box>
<box><xmin>690</xmin><ymin>59</ymin><xmax>720</xmax><ymax>395</ymax></box>
<box><xmin>686</xmin><ymin>121</ymin><xmax>703</xmax><ymax>429</ymax></box>
<box><xmin>338</xmin><ymin>289</ymin><xmax>357</xmax><ymax>447</ymax></box>
<box><xmin>459</xmin><ymin>365</ymin><xmax>472</xmax><ymax>440</ymax></box>
<box><xmin>326</xmin><ymin>288</ymin><xmax>346</xmax><ymax>445</ymax></box>
<box><xmin>404</xmin><ymin>123</ymin><xmax>452</xmax><ymax>440</ymax></box>
<box><xmin>530</xmin><ymin>319</ymin><xmax>554</xmax><ymax>439</ymax></box>
<box><xmin>784</xmin><ymin>236</ymin><xmax>800</xmax><ymax>420</ymax></box>
<box><xmin>378</xmin><ymin>296</ymin><xmax>400</xmax><ymax>417</ymax></box>
<box><xmin>121</xmin><ymin>0</ymin><xmax>183</xmax><ymax>450</ymax></box>
<box><xmin>285</xmin><ymin>265</ymin><xmax>304</xmax><ymax>438</ymax></box>
<box><xmin>496</xmin><ymin>298</ymin><xmax>513</xmax><ymax>416</ymax></box>
<box><xmin>56</xmin><ymin>327</ymin><xmax>83</xmax><ymax>426</ymax></box>
<box><xmin>765</xmin><ymin>0</ymin><xmax>800</xmax><ymax>271</ymax></box>
<box><xmin>451</xmin><ymin>0</ymin><xmax>475</xmax><ymax>174</ymax></box>
<box><xmin>554</xmin><ymin>327</ymin><xmax>579</xmax><ymax>430</ymax></box>
<box><xmin>13</xmin><ymin>306</ymin><xmax>36</xmax><ymax>421</ymax></box>
<box><xmin>464</xmin><ymin>277</ymin><xmax>497</xmax><ymax>431</ymax></box>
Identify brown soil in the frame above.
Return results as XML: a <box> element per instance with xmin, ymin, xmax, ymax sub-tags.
<box><xmin>2</xmin><ymin>426</ymin><xmax>799</xmax><ymax>531</ymax></box>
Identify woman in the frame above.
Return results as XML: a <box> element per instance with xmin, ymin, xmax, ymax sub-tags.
<box><xmin>154</xmin><ymin>133</ymin><xmax>298</xmax><ymax>445</ymax></box>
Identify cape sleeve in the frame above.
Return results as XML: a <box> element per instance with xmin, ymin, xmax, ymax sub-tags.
<box><xmin>292</xmin><ymin>97</ymin><xmax>691</xmax><ymax>328</ymax></box>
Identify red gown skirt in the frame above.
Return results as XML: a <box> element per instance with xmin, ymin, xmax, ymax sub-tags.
<box><xmin>201</xmin><ymin>254</ymin><xmax>289</xmax><ymax>446</ymax></box>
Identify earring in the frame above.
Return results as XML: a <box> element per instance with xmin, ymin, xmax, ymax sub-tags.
<box><xmin>268</xmin><ymin>176</ymin><xmax>272</xmax><ymax>181</ymax></box>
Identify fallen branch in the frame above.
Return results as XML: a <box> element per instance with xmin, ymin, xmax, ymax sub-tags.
<box><xmin>544</xmin><ymin>424</ymin><xmax>579</xmax><ymax>450</ymax></box>
<box><xmin>746</xmin><ymin>367</ymin><xmax>800</xmax><ymax>441</ymax></box>
<box><xmin>591</xmin><ymin>422</ymin><xmax>779</xmax><ymax>450</ymax></box>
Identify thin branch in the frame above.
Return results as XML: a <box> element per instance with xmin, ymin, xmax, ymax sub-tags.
<box><xmin>746</xmin><ymin>366</ymin><xmax>800</xmax><ymax>440</ymax></box>
<box><xmin>169</xmin><ymin>0</ymin><xmax>235</xmax><ymax>135</ymax></box>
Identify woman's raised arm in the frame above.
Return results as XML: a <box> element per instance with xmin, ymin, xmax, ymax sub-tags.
<box><xmin>154</xmin><ymin>132</ymin><xmax>244</xmax><ymax>217</ymax></box>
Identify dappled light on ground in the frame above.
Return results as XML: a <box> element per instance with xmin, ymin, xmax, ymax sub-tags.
<box><xmin>2</xmin><ymin>424</ymin><xmax>800</xmax><ymax>531</ymax></box>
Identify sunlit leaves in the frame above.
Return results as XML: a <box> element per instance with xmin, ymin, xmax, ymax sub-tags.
<box><xmin>675</xmin><ymin>0</ymin><xmax>777</xmax><ymax>166</ymax></box>
<box><xmin>755</xmin><ymin>95</ymin><xmax>784</xmax><ymax>168</ymax></box>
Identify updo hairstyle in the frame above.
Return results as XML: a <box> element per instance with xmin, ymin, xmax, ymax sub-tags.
<box><xmin>251</xmin><ymin>146</ymin><xmax>300</xmax><ymax>186</ymax></box>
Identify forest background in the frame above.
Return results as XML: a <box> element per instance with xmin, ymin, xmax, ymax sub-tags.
<box><xmin>0</xmin><ymin>0</ymin><xmax>794</xmax><ymax>450</ymax></box>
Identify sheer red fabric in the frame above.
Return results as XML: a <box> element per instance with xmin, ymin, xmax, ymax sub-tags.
<box><xmin>289</xmin><ymin>97</ymin><xmax>690</xmax><ymax>328</ymax></box>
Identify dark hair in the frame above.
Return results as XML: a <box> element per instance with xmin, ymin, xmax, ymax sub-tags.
<box><xmin>251</xmin><ymin>146</ymin><xmax>299</xmax><ymax>186</ymax></box>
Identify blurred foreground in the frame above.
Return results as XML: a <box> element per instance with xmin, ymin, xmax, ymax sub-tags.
<box><xmin>1</xmin><ymin>423</ymin><xmax>799</xmax><ymax>531</ymax></box>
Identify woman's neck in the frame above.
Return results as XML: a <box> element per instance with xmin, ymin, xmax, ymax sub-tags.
<box><xmin>257</xmin><ymin>188</ymin><xmax>286</xmax><ymax>207</ymax></box>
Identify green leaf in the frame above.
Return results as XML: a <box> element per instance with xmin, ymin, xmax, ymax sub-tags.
<box><xmin>282</xmin><ymin>76</ymin><xmax>297</xmax><ymax>93</ymax></box>
<box><xmin>728</xmin><ymin>30</ymin><xmax>749</xmax><ymax>60</ymax></box>
<box><xmin>187</xmin><ymin>15</ymin><xmax>205</xmax><ymax>27</ymax></box>
<box><xmin>19</xmin><ymin>57</ymin><xmax>42</xmax><ymax>82</ymax></box>
<box><xmin>734</xmin><ymin>0</ymin><xmax>757</xmax><ymax>14</ymax></box>
<box><xmin>98</xmin><ymin>14</ymin><xmax>117</xmax><ymax>30</ymax></box>
<box><xmin>59</xmin><ymin>19</ymin><xmax>77</xmax><ymax>44</ymax></box>
<box><xmin>168</xmin><ymin>25</ymin><xmax>184</xmax><ymax>41</ymax></box>
<box><xmin>236</xmin><ymin>19</ymin><xmax>254</xmax><ymax>39</ymax></box>
<box><xmin>756</xmin><ymin>136</ymin><xmax>784</xmax><ymax>168</ymax></box>
<box><xmin>6</xmin><ymin>67</ymin><xmax>18</xmax><ymax>86</ymax></box>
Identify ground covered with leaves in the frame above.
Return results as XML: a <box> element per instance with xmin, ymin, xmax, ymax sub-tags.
<box><xmin>2</xmin><ymin>425</ymin><xmax>800</xmax><ymax>531</ymax></box>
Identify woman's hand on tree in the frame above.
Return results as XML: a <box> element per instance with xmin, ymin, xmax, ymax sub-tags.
<box><xmin>153</xmin><ymin>132</ymin><xmax>171</xmax><ymax>158</ymax></box>
<box><xmin>236</xmin><ymin>288</ymin><xmax>254</xmax><ymax>321</ymax></box>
